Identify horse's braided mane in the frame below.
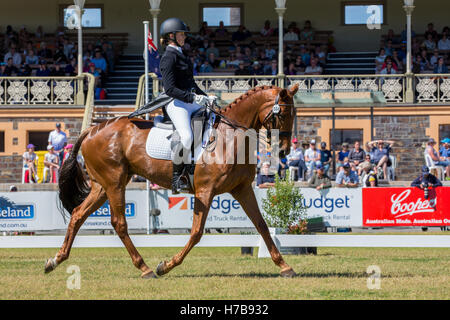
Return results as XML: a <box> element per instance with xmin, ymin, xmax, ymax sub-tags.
<box><xmin>220</xmin><ymin>85</ymin><xmax>279</xmax><ymax>114</ymax></box>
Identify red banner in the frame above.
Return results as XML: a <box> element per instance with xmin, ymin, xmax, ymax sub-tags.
<box><xmin>363</xmin><ymin>187</ymin><xmax>450</xmax><ymax>227</ymax></box>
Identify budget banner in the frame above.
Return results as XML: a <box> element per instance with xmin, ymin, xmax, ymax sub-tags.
<box><xmin>362</xmin><ymin>187</ymin><xmax>450</xmax><ymax>227</ymax></box>
<box><xmin>0</xmin><ymin>191</ymin><xmax>65</xmax><ymax>231</ymax></box>
<box><xmin>154</xmin><ymin>190</ymin><xmax>254</xmax><ymax>229</ymax></box>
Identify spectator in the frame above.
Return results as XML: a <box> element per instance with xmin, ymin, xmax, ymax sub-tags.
<box><xmin>4</xmin><ymin>43</ymin><xmax>22</xmax><ymax>67</ymax></box>
<box><xmin>424</xmin><ymin>138</ymin><xmax>450</xmax><ymax>177</ymax></box>
<box><xmin>199</xmin><ymin>60</ymin><xmax>213</xmax><ymax>73</ymax></box>
<box><xmin>304</xmin><ymin>57</ymin><xmax>322</xmax><ymax>75</ymax></box>
<box><xmin>300</xmin><ymin>20</ymin><xmax>314</xmax><ymax>41</ymax></box>
<box><xmin>63</xmin><ymin>38</ymin><xmax>75</xmax><ymax>60</ymax></box>
<box><xmin>422</xmin><ymin>33</ymin><xmax>437</xmax><ymax>51</ymax></box>
<box><xmin>4</xmin><ymin>58</ymin><xmax>19</xmax><ymax>76</ymax></box>
<box><xmin>264</xmin><ymin>42</ymin><xmax>276</xmax><ymax>60</ymax></box>
<box><xmin>380</xmin><ymin>61</ymin><xmax>397</xmax><ymax>75</ymax></box>
<box><xmin>260</xmin><ymin>20</ymin><xmax>274</xmax><ymax>37</ymax></box>
<box><xmin>65</xmin><ymin>57</ymin><xmax>77</xmax><ymax>76</ymax></box>
<box><xmin>9</xmin><ymin>185</ymin><xmax>18</xmax><ymax>192</ymax></box>
<box><xmin>294</xmin><ymin>55</ymin><xmax>306</xmax><ymax>74</ymax></box>
<box><xmin>50</xmin><ymin>63</ymin><xmax>65</xmax><ymax>76</ymax></box>
<box><xmin>250</xmin><ymin>61</ymin><xmax>264</xmax><ymax>75</ymax></box>
<box><xmin>434</xmin><ymin>57</ymin><xmax>449</xmax><ymax>74</ymax></box>
<box><xmin>368</xmin><ymin>139</ymin><xmax>395</xmax><ymax>181</ymax></box>
<box><xmin>256</xmin><ymin>162</ymin><xmax>276</xmax><ymax>188</ymax></box>
<box><xmin>348</xmin><ymin>141</ymin><xmax>366</xmax><ymax>172</ymax></box>
<box><xmin>23</xmin><ymin>144</ymin><xmax>38</xmax><ymax>183</ymax></box>
<box><xmin>437</xmin><ymin>33</ymin><xmax>450</xmax><ymax>51</ymax></box>
<box><xmin>62</xmin><ymin>143</ymin><xmax>73</xmax><ymax>164</ymax></box>
<box><xmin>392</xmin><ymin>50</ymin><xmax>404</xmax><ymax>72</ymax></box>
<box><xmin>206</xmin><ymin>41</ymin><xmax>219</xmax><ymax>58</ymax></box>
<box><xmin>44</xmin><ymin>145</ymin><xmax>59</xmax><ymax>183</ymax></box>
<box><xmin>214</xmin><ymin>21</ymin><xmax>229</xmax><ymax>38</ymax></box>
<box><xmin>375</xmin><ymin>48</ymin><xmax>387</xmax><ymax>73</ymax></box>
<box><xmin>0</xmin><ymin>63</ymin><xmax>8</xmax><ymax>76</ymax></box>
<box><xmin>360</xmin><ymin>162</ymin><xmax>378</xmax><ymax>187</ymax></box>
<box><xmin>284</xmin><ymin>26</ymin><xmax>299</xmax><ymax>41</ymax></box>
<box><xmin>385</xmin><ymin>40</ymin><xmax>394</xmax><ymax>56</ymax></box>
<box><xmin>232</xmin><ymin>25</ymin><xmax>251</xmax><ymax>42</ymax></box>
<box><xmin>401</xmin><ymin>25</ymin><xmax>416</xmax><ymax>43</ymax></box>
<box><xmin>199</xmin><ymin>21</ymin><xmax>213</xmax><ymax>39</ymax></box>
<box><xmin>440</xmin><ymin>138</ymin><xmax>450</xmax><ymax>161</ymax></box>
<box><xmin>308</xmin><ymin>163</ymin><xmax>331</xmax><ymax>190</ymax></box>
<box><xmin>411</xmin><ymin>165</ymin><xmax>442</xmax><ymax>190</ymax></box>
<box><xmin>264</xmin><ymin>59</ymin><xmax>278</xmax><ymax>75</ymax></box>
<box><xmin>315</xmin><ymin>45</ymin><xmax>327</xmax><ymax>65</ymax></box>
<box><xmin>207</xmin><ymin>52</ymin><xmax>221</xmax><ymax>68</ymax></box>
<box><xmin>225</xmin><ymin>53</ymin><xmax>240</xmax><ymax>69</ymax></box>
<box><xmin>234</xmin><ymin>61</ymin><xmax>249</xmax><ymax>75</ymax></box>
<box><xmin>101</xmin><ymin>42</ymin><xmax>115</xmax><ymax>73</ymax></box>
<box><xmin>285</xmin><ymin>62</ymin><xmax>297</xmax><ymax>75</ymax></box>
<box><xmin>299</xmin><ymin>45</ymin><xmax>311</xmax><ymax>66</ymax></box>
<box><xmin>319</xmin><ymin>141</ymin><xmax>332</xmax><ymax>175</ymax></box>
<box><xmin>36</xmin><ymin>60</ymin><xmax>51</xmax><ymax>77</ymax></box>
<box><xmin>430</xmin><ymin>49</ymin><xmax>440</xmax><ymax>68</ymax></box>
<box><xmin>358</xmin><ymin>153</ymin><xmax>376</xmax><ymax>176</ymax></box>
<box><xmin>35</xmin><ymin>25</ymin><xmax>44</xmax><ymax>40</ymax></box>
<box><xmin>337</xmin><ymin>142</ymin><xmax>350</xmax><ymax>171</ymax></box>
<box><xmin>424</xmin><ymin>23</ymin><xmax>438</xmax><ymax>41</ymax></box>
<box><xmin>48</xmin><ymin>122</ymin><xmax>67</xmax><ymax>165</ymax></box>
<box><xmin>381</xmin><ymin>56</ymin><xmax>398</xmax><ymax>72</ymax></box>
<box><xmin>25</xmin><ymin>49</ymin><xmax>39</xmax><ymax>66</ymax></box>
<box><xmin>91</xmin><ymin>48</ymin><xmax>108</xmax><ymax>74</ymax></box>
<box><xmin>304</xmin><ymin>139</ymin><xmax>321</xmax><ymax>178</ymax></box>
<box><xmin>286</xmin><ymin>137</ymin><xmax>307</xmax><ymax>181</ymax></box>
<box><xmin>38</xmin><ymin>42</ymin><xmax>53</xmax><ymax>60</ymax></box>
<box><xmin>335</xmin><ymin>162</ymin><xmax>359</xmax><ymax>188</ymax></box>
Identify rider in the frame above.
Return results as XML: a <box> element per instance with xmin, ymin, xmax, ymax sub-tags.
<box><xmin>159</xmin><ymin>18</ymin><xmax>217</xmax><ymax>194</ymax></box>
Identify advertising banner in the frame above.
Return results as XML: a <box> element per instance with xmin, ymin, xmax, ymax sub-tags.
<box><xmin>0</xmin><ymin>190</ymin><xmax>148</xmax><ymax>231</ymax></box>
<box><xmin>362</xmin><ymin>187</ymin><xmax>450</xmax><ymax>227</ymax></box>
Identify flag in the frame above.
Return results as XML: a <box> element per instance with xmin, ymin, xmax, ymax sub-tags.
<box><xmin>147</xmin><ymin>29</ymin><xmax>161</xmax><ymax>77</ymax></box>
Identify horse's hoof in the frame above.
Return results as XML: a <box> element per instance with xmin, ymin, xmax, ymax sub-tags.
<box><xmin>280</xmin><ymin>268</ymin><xmax>297</xmax><ymax>278</ymax></box>
<box><xmin>156</xmin><ymin>261</ymin><xmax>167</xmax><ymax>276</ymax></box>
<box><xmin>44</xmin><ymin>258</ymin><xmax>56</xmax><ymax>274</ymax></box>
<box><xmin>141</xmin><ymin>270</ymin><xmax>157</xmax><ymax>279</ymax></box>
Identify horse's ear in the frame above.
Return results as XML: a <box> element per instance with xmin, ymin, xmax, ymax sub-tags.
<box><xmin>279</xmin><ymin>88</ymin><xmax>288</xmax><ymax>99</ymax></box>
<box><xmin>288</xmin><ymin>83</ymin><xmax>299</xmax><ymax>96</ymax></box>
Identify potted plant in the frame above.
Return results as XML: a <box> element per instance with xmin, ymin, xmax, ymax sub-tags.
<box><xmin>261</xmin><ymin>171</ymin><xmax>312</xmax><ymax>254</ymax></box>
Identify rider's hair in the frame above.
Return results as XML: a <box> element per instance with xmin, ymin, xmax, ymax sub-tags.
<box><xmin>160</xmin><ymin>33</ymin><xmax>174</xmax><ymax>47</ymax></box>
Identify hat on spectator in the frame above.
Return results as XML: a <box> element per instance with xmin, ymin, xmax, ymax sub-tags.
<box><xmin>292</xmin><ymin>137</ymin><xmax>298</xmax><ymax>143</ymax></box>
<box><xmin>320</xmin><ymin>141</ymin><xmax>326</xmax><ymax>148</ymax></box>
<box><xmin>343</xmin><ymin>162</ymin><xmax>351</xmax><ymax>168</ymax></box>
<box><xmin>56</xmin><ymin>123</ymin><xmax>61</xmax><ymax>128</ymax></box>
<box><xmin>441</xmin><ymin>137</ymin><xmax>450</xmax><ymax>143</ymax></box>
<box><xmin>360</xmin><ymin>161</ymin><xmax>373</xmax><ymax>171</ymax></box>
<box><xmin>316</xmin><ymin>163</ymin><xmax>323</xmax><ymax>170</ymax></box>
<box><xmin>427</xmin><ymin>138</ymin><xmax>436</xmax><ymax>144</ymax></box>
<box><xmin>64</xmin><ymin>144</ymin><xmax>74</xmax><ymax>149</ymax></box>
<box><xmin>47</xmin><ymin>145</ymin><xmax>54</xmax><ymax>150</ymax></box>
<box><xmin>310</xmin><ymin>139</ymin><xmax>316</xmax><ymax>144</ymax></box>
<box><xmin>89</xmin><ymin>62</ymin><xmax>95</xmax><ymax>67</ymax></box>
<box><xmin>27</xmin><ymin>144</ymin><xmax>35</xmax><ymax>149</ymax></box>
<box><xmin>9</xmin><ymin>185</ymin><xmax>18</xmax><ymax>192</ymax></box>
<box><xmin>421</xmin><ymin>165</ymin><xmax>430</xmax><ymax>174</ymax></box>
<box><xmin>342</xmin><ymin>142</ymin><xmax>349</xmax><ymax>147</ymax></box>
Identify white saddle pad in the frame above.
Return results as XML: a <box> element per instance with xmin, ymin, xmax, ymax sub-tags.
<box><xmin>146</xmin><ymin>114</ymin><xmax>215</xmax><ymax>162</ymax></box>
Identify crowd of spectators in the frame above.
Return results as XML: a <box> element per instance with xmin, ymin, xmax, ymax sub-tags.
<box><xmin>185</xmin><ymin>20</ymin><xmax>329</xmax><ymax>76</ymax></box>
<box><xmin>0</xmin><ymin>25</ymin><xmax>114</xmax><ymax>96</ymax></box>
<box><xmin>377</xmin><ymin>23</ymin><xmax>450</xmax><ymax>74</ymax></box>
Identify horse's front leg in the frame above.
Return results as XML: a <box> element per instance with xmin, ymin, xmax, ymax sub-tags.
<box><xmin>231</xmin><ymin>183</ymin><xmax>296</xmax><ymax>277</ymax></box>
<box><xmin>156</xmin><ymin>190</ymin><xmax>213</xmax><ymax>276</ymax></box>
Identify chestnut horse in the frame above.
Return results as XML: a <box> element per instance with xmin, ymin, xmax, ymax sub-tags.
<box><xmin>44</xmin><ymin>84</ymin><xmax>299</xmax><ymax>278</ymax></box>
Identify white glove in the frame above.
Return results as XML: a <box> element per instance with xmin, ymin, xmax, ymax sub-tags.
<box><xmin>207</xmin><ymin>95</ymin><xmax>218</xmax><ymax>105</ymax></box>
<box><xmin>194</xmin><ymin>94</ymin><xmax>209</xmax><ymax>107</ymax></box>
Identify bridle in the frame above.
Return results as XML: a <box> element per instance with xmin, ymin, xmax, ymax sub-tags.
<box><xmin>261</xmin><ymin>93</ymin><xmax>295</xmax><ymax>144</ymax></box>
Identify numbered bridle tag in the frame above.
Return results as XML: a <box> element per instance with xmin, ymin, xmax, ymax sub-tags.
<box><xmin>273</xmin><ymin>104</ymin><xmax>280</xmax><ymax>114</ymax></box>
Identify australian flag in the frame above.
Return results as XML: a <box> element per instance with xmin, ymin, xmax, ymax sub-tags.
<box><xmin>147</xmin><ymin>29</ymin><xmax>161</xmax><ymax>77</ymax></box>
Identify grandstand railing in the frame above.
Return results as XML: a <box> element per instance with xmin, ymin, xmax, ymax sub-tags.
<box><xmin>0</xmin><ymin>74</ymin><xmax>96</xmax><ymax>131</ymax></box>
<box><xmin>135</xmin><ymin>73</ymin><xmax>450</xmax><ymax>108</ymax></box>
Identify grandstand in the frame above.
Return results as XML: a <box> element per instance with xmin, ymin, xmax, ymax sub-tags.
<box><xmin>0</xmin><ymin>0</ymin><xmax>449</xmax><ymax>184</ymax></box>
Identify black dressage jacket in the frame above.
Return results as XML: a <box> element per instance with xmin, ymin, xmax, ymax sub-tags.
<box><xmin>159</xmin><ymin>46</ymin><xmax>206</xmax><ymax>103</ymax></box>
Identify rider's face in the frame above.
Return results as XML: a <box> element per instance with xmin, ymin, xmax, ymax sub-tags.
<box><xmin>175</xmin><ymin>32</ymin><xmax>186</xmax><ymax>46</ymax></box>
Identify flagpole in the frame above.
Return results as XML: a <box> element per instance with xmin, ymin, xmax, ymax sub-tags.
<box><xmin>143</xmin><ymin>20</ymin><xmax>150</xmax><ymax>234</ymax></box>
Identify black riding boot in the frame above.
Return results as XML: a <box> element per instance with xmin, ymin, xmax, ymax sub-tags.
<box><xmin>172</xmin><ymin>162</ymin><xmax>190</xmax><ymax>194</ymax></box>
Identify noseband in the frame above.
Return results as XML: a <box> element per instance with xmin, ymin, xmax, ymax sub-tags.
<box><xmin>262</xmin><ymin>93</ymin><xmax>295</xmax><ymax>143</ymax></box>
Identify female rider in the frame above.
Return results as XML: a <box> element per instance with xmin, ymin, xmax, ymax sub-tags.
<box><xmin>159</xmin><ymin>18</ymin><xmax>217</xmax><ymax>194</ymax></box>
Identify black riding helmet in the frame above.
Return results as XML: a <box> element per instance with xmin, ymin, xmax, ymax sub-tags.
<box><xmin>160</xmin><ymin>18</ymin><xmax>189</xmax><ymax>47</ymax></box>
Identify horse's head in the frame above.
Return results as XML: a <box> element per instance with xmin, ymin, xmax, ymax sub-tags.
<box><xmin>260</xmin><ymin>84</ymin><xmax>298</xmax><ymax>158</ymax></box>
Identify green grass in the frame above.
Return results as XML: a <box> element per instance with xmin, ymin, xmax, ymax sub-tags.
<box><xmin>0</xmin><ymin>247</ymin><xmax>449</xmax><ymax>300</ymax></box>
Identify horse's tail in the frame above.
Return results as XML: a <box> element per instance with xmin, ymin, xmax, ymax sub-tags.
<box><xmin>58</xmin><ymin>128</ymin><xmax>92</xmax><ymax>217</ymax></box>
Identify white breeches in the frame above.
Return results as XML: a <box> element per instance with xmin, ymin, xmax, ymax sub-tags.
<box><xmin>166</xmin><ymin>99</ymin><xmax>203</xmax><ymax>150</ymax></box>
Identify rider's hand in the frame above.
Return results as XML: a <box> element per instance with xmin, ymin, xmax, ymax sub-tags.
<box><xmin>194</xmin><ymin>94</ymin><xmax>209</xmax><ymax>107</ymax></box>
<box><xmin>207</xmin><ymin>95</ymin><xmax>218</xmax><ymax>105</ymax></box>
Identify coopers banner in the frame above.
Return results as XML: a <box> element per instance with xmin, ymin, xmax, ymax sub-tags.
<box><xmin>362</xmin><ymin>187</ymin><xmax>450</xmax><ymax>227</ymax></box>
<box><xmin>0</xmin><ymin>191</ymin><xmax>148</xmax><ymax>231</ymax></box>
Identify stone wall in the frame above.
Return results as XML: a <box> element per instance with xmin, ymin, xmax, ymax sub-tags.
<box><xmin>295</xmin><ymin>114</ymin><xmax>431</xmax><ymax>181</ymax></box>
<box><xmin>0</xmin><ymin>155</ymin><xmax>23</xmax><ymax>184</ymax></box>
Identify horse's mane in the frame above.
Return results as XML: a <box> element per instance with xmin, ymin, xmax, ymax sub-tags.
<box><xmin>220</xmin><ymin>85</ymin><xmax>279</xmax><ymax>114</ymax></box>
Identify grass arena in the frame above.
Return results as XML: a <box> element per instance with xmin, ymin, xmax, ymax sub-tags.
<box><xmin>1</xmin><ymin>0</ymin><xmax>450</xmax><ymax>302</ymax></box>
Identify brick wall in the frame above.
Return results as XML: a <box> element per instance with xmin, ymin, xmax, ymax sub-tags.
<box><xmin>0</xmin><ymin>155</ymin><xmax>23</xmax><ymax>184</ymax></box>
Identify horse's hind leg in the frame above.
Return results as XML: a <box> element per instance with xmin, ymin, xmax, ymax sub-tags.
<box><xmin>231</xmin><ymin>183</ymin><xmax>296</xmax><ymax>277</ymax></box>
<box><xmin>44</xmin><ymin>181</ymin><xmax>107</xmax><ymax>273</ymax></box>
<box><xmin>106</xmin><ymin>186</ymin><xmax>156</xmax><ymax>279</ymax></box>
